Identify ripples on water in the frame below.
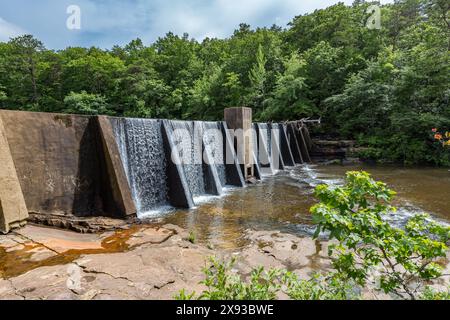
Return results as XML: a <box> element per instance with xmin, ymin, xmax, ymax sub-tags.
<box><xmin>147</xmin><ymin>164</ymin><xmax>450</xmax><ymax>249</ymax></box>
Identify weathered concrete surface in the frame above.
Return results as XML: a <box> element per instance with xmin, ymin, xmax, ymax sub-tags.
<box><xmin>97</xmin><ymin>116</ymin><xmax>136</xmax><ymax>217</ymax></box>
<box><xmin>0</xmin><ymin>110</ymin><xmax>122</xmax><ymax>219</ymax></box>
<box><xmin>0</xmin><ymin>116</ymin><xmax>28</xmax><ymax>234</ymax></box>
<box><xmin>269</xmin><ymin>123</ymin><xmax>286</xmax><ymax>170</ymax></box>
<box><xmin>201</xmin><ymin>123</ymin><xmax>223</xmax><ymax>196</ymax></box>
<box><xmin>224</xmin><ymin>107</ymin><xmax>254</xmax><ymax>180</ymax></box>
<box><xmin>254</xmin><ymin>123</ymin><xmax>276</xmax><ymax>175</ymax></box>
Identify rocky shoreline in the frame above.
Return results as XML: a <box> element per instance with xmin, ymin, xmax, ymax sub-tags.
<box><xmin>0</xmin><ymin>224</ymin><xmax>448</xmax><ymax>300</ymax></box>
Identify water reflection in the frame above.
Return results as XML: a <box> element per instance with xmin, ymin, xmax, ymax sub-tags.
<box><xmin>154</xmin><ymin>164</ymin><xmax>450</xmax><ymax>249</ymax></box>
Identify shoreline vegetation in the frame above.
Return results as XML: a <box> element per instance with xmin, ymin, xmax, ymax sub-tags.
<box><xmin>0</xmin><ymin>1</ymin><xmax>449</xmax><ymax>166</ymax></box>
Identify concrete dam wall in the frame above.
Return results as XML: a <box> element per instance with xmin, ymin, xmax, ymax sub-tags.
<box><xmin>0</xmin><ymin>109</ymin><xmax>312</xmax><ymax>233</ymax></box>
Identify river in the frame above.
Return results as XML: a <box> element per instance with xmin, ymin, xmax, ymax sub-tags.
<box><xmin>155</xmin><ymin>164</ymin><xmax>450</xmax><ymax>249</ymax></box>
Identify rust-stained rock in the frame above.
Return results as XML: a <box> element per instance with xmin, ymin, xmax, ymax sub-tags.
<box><xmin>15</xmin><ymin>225</ymin><xmax>104</xmax><ymax>253</ymax></box>
<box><xmin>0</xmin><ymin>115</ymin><xmax>28</xmax><ymax>234</ymax></box>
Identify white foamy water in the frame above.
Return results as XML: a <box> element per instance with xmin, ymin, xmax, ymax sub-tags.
<box><xmin>111</xmin><ymin>117</ymin><xmax>172</xmax><ymax>215</ymax></box>
<box><xmin>289</xmin><ymin>164</ymin><xmax>343</xmax><ymax>190</ymax></box>
<box><xmin>192</xmin><ymin>185</ymin><xmax>240</xmax><ymax>207</ymax></box>
<box><xmin>138</xmin><ymin>205</ymin><xmax>176</xmax><ymax>219</ymax></box>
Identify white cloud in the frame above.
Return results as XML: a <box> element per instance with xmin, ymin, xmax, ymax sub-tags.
<box><xmin>0</xmin><ymin>17</ymin><xmax>26</xmax><ymax>41</ymax></box>
<box><xmin>137</xmin><ymin>0</ymin><xmax>395</xmax><ymax>42</ymax></box>
<box><xmin>0</xmin><ymin>0</ymin><xmax>395</xmax><ymax>48</ymax></box>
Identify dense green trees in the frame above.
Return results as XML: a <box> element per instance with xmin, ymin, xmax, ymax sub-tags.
<box><xmin>0</xmin><ymin>0</ymin><xmax>448</xmax><ymax>165</ymax></box>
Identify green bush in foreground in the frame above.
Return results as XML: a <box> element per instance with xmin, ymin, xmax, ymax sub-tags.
<box><xmin>176</xmin><ymin>171</ymin><xmax>450</xmax><ymax>300</ymax></box>
<box><xmin>174</xmin><ymin>257</ymin><xmax>356</xmax><ymax>300</ymax></box>
<box><xmin>175</xmin><ymin>257</ymin><xmax>283</xmax><ymax>300</ymax></box>
<box><xmin>311</xmin><ymin>171</ymin><xmax>449</xmax><ymax>300</ymax></box>
<box><xmin>420</xmin><ymin>286</ymin><xmax>450</xmax><ymax>300</ymax></box>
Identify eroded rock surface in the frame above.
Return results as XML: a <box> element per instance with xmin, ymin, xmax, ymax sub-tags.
<box><xmin>0</xmin><ymin>225</ymin><xmax>448</xmax><ymax>300</ymax></box>
<box><xmin>233</xmin><ymin>230</ymin><xmax>332</xmax><ymax>279</ymax></box>
<box><xmin>0</xmin><ymin>224</ymin><xmax>212</xmax><ymax>300</ymax></box>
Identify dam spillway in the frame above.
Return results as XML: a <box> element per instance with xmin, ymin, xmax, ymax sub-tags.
<box><xmin>0</xmin><ymin>108</ymin><xmax>313</xmax><ymax>232</ymax></box>
<box><xmin>111</xmin><ymin>117</ymin><xmax>170</xmax><ymax>217</ymax></box>
<box><xmin>203</xmin><ymin>121</ymin><xmax>227</xmax><ymax>188</ymax></box>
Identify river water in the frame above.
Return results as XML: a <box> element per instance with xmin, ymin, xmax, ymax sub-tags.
<box><xmin>156</xmin><ymin>164</ymin><xmax>450</xmax><ymax>249</ymax></box>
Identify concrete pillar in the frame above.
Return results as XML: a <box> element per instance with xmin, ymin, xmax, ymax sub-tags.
<box><xmin>97</xmin><ymin>116</ymin><xmax>137</xmax><ymax>217</ymax></box>
<box><xmin>287</xmin><ymin>123</ymin><xmax>304</xmax><ymax>164</ymax></box>
<box><xmin>221</xmin><ymin>122</ymin><xmax>246</xmax><ymax>187</ymax></box>
<box><xmin>200</xmin><ymin>121</ymin><xmax>223</xmax><ymax>195</ymax></box>
<box><xmin>255</xmin><ymin>123</ymin><xmax>275</xmax><ymax>175</ymax></box>
<box><xmin>0</xmin><ymin>116</ymin><xmax>28</xmax><ymax>233</ymax></box>
<box><xmin>278</xmin><ymin>123</ymin><xmax>295</xmax><ymax>166</ymax></box>
<box><xmin>224</xmin><ymin>107</ymin><xmax>254</xmax><ymax>180</ymax></box>
<box><xmin>161</xmin><ymin>120</ymin><xmax>195</xmax><ymax>208</ymax></box>
<box><xmin>297</xmin><ymin>127</ymin><xmax>312</xmax><ymax>163</ymax></box>
<box><xmin>269</xmin><ymin>123</ymin><xmax>286</xmax><ymax>170</ymax></box>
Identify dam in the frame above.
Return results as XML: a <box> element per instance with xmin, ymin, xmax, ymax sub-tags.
<box><xmin>0</xmin><ymin>107</ymin><xmax>313</xmax><ymax>233</ymax></box>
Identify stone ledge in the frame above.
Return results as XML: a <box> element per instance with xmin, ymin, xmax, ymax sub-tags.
<box><xmin>28</xmin><ymin>213</ymin><xmax>135</xmax><ymax>234</ymax></box>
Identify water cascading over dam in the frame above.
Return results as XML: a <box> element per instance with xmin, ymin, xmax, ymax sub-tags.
<box><xmin>255</xmin><ymin>123</ymin><xmax>280</xmax><ymax>175</ymax></box>
<box><xmin>0</xmin><ymin>108</ymin><xmax>313</xmax><ymax>233</ymax></box>
<box><xmin>168</xmin><ymin>120</ymin><xmax>216</xmax><ymax>201</ymax></box>
<box><xmin>203</xmin><ymin>121</ymin><xmax>227</xmax><ymax>188</ymax></box>
<box><xmin>110</xmin><ymin>117</ymin><xmax>170</xmax><ymax>216</ymax></box>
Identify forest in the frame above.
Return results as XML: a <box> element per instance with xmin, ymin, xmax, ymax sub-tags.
<box><xmin>0</xmin><ymin>0</ymin><xmax>448</xmax><ymax>165</ymax></box>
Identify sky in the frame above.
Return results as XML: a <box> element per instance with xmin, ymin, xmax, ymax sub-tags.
<box><xmin>0</xmin><ymin>0</ymin><xmax>393</xmax><ymax>49</ymax></box>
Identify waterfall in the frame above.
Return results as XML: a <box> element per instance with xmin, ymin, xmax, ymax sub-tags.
<box><xmin>110</xmin><ymin>117</ymin><xmax>170</xmax><ymax>216</ymax></box>
<box><xmin>253</xmin><ymin>123</ymin><xmax>258</xmax><ymax>164</ymax></box>
<box><xmin>260</xmin><ymin>123</ymin><xmax>272</xmax><ymax>159</ymax></box>
<box><xmin>203</xmin><ymin>122</ymin><xmax>227</xmax><ymax>187</ymax></box>
<box><xmin>256</xmin><ymin>123</ymin><xmax>275</xmax><ymax>175</ymax></box>
<box><xmin>168</xmin><ymin>120</ymin><xmax>207</xmax><ymax>198</ymax></box>
<box><xmin>109</xmin><ymin>117</ymin><xmax>287</xmax><ymax>215</ymax></box>
<box><xmin>269</xmin><ymin>123</ymin><xmax>284</xmax><ymax>170</ymax></box>
<box><xmin>277</xmin><ymin>123</ymin><xmax>295</xmax><ymax>167</ymax></box>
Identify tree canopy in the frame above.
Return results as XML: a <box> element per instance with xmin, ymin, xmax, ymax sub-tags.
<box><xmin>0</xmin><ymin>0</ymin><xmax>448</xmax><ymax>165</ymax></box>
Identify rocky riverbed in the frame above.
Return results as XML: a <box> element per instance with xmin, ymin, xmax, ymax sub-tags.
<box><xmin>0</xmin><ymin>224</ymin><xmax>448</xmax><ymax>300</ymax></box>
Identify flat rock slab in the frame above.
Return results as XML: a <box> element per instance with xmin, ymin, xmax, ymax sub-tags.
<box><xmin>239</xmin><ymin>230</ymin><xmax>332</xmax><ymax>272</ymax></box>
<box><xmin>0</xmin><ymin>224</ymin><xmax>213</xmax><ymax>300</ymax></box>
<box><xmin>126</xmin><ymin>227</ymin><xmax>174</xmax><ymax>248</ymax></box>
<box><xmin>14</xmin><ymin>225</ymin><xmax>104</xmax><ymax>253</ymax></box>
<box><xmin>0</xmin><ymin>242</ymin><xmax>212</xmax><ymax>300</ymax></box>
